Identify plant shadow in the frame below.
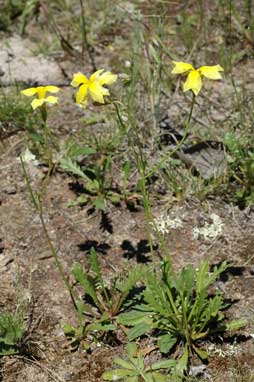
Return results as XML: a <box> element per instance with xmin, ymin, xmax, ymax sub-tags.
<box><xmin>78</xmin><ymin>240</ymin><xmax>111</xmax><ymax>255</ymax></box>
<box><xmin>121</xmin><ymin>239</ymin><xmax>158</xmax><ymax>263</ymax></box>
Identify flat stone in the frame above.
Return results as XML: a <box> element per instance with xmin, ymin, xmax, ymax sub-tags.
<box><xmin>0</xmin><ymin>35</ymin><xmax>63</xmax><ymax>85</ymax></box>
<box><xmin>2</xmin><ymin>185</ymin><xmax>16</xmax><ymax>195</ymax></box>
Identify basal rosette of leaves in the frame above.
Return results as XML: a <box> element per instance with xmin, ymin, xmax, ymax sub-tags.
<box><xmin>117</xmin><ymin>259</ymin><xmax>247</xmax><ymax>372</ymax></box>
<box><xmin>0</xmin><ymin>312</ymin><xmax>25</xmax><ymax>356</ymax></box>
<box><xmin>102</xmin><ymin>342</ymin><xmax>176</xmax><ymax>382</ymax></box>
<box><xmin>62</xmin><ymin>248</ymin><xmax>145</xmax><ymax>350</ymax></box>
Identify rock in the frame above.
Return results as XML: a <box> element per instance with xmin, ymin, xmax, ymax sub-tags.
<box><xmin>189</xmin><ymin>364</ymin><xmax>207</xmax><ymax>377</ymax></box>
<box><xmin>2</xmin><ymin>185</ymin><xmax>16</xmax><ymax>195</ymax></box>
<box><xmin>0</xmin><ymin>35</ymin><xmax>63</xmax><ymax>85</ymax></box>
<box><xmin>64</xmin><ymin>371</ymin><xmax>74</xmax><ymax>381</ymax></box>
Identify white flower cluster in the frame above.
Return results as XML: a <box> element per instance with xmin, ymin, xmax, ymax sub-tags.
<box><xmin>152</xmin><ymin>215</ymin><xmax>183</xmax><ymax>234</ymax></box>
<box><xmin>193</xmin><ymin>213</ymin><xmax>223</xmax><ymax>240</ymax></box>
<box><xmin>207</xmin><ymin>342</ymin><xmax>239</xmax><ymax>358</ymax></box>
<box><xmin>20</xmin><ymin>148</ymin><xmax>39</xmax><ymax>165</ymax></box>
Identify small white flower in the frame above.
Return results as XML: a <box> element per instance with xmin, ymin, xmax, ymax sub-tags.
<box><xmin>207</xmin><ymin>342</ymin><xmax>238</xmax><ymax>357</ymax></box>
<box><xmin>193</xmin><ymin>213</ymin><xmax>223</xmax><ymax>240</ymax></box>
<box><xmin>124</xmin><ymin>60</ymin><xmax>131</xmax><ymax>68</ymax></box>
<box><xmin>20</xmin><ymin>148</ymin><xmax>39</xmax><ymax>165</ymax></box>
<box><xmin>152</xmin><ymin>215</ymin><xmax>183</xmax><ymax>234</ymax></box>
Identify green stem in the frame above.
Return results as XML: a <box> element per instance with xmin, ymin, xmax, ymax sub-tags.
<box><xmin>113</xmin><ymin>101</ymin><xmax>157</xmax><ymax>270</ymax></box>
<box><xmin>20</xmin><ymin>156</ymin><xmax>79</xmax><ymax>312</ymax></box>
<box><xmin>112</xmin><ymin>101</ymin><xmax>127</xmax><ymax>134</ymax></box>
<box><xmin>79</xmin><ymin>0</ymin><xmax>97</xmax><ymax>71</ymax></box>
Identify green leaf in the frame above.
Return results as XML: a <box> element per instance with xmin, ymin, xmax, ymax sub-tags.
<box><xmin>81</xmin><ymin>113</ymin><xmax>106</xmax><ymax>126</ymax></box>
<box><xmin>114</xmin><ymin>357</ymin><xmax>136</xmax><ymax>370</ymax></box>
<box><xmin>177</xmin><ymin>265</ymin><xmax>195</xmax><ymax>296</ymax></box>
<box><xmin>102</xmin><ymin>368</ymin><xmax>137</xmax><ymax>380</ymax></box>
<box><xmin>122</xmin><ymin>161</ymin><xmax>132</xmax><ymax>179</ymax></box>
<box><xmin>72</xmin><ymin>262</ymin><xmax>101</xmax><ymax>309</ymax></box>
<box><xmin>62</xmin><ymin>322</ymin><xmax>76</xmax><ymax>336</ymax></box>
<box><xmin>87</xmin><ymin>322</ymin><xmax>116</xmax><ymax>332</ymax></box>
<box><xmin>28</xmin><ymin>130</ymin><xmax>44</xmax><ymax>145</ymax></box>
<box><xmin>149</xmin><ymin>359</ymin><xmax>176</xmax><ymax>370</ymax></box>
<box><xmin>127</xmin><ymin>321</ymin><xmax>152</xmax><ymax>341</ymax></box>
<box><xmin>136</xmin><ymin>354</ymin><xmax>145</xmax><ymax>371</ymax></box>
<box><xmin>67</xmin><ymin>195</ymin><xmax>88</xmax><ymax>207</ymax></box>
<box><xmin>70</xmin><ymin>146</ymin><xmax>96</xmax><ymax>157</ymax></box>
<box><xmin>0</xmin><ymin>343</ymin><xmax>18</xmax><ymax>356</ymax></box>
<box><xmin>176</xmin><ymin>344</ymin><xmax>189</xmax><ymax>373</ymax></box>
<box><xmin>191</xmin><ymin>330</ymin><xmax>208</xmax><ymax>340</ymax></box>
<box><xmin>125</xmin><ymin>377</ymin><xmax>138</xmax><ymax>382</ymax></box>
<box><xmin>92</xmin><ymin>196</ymin><xmax>105</xmax><ymax>211</ymax></box>
<box><xmin>146</xmin><ymin>372</ymin><xmax>168</xmax><ymax>382</ymax></box>
<box><xmin>60</xmin><ymin>157</ymin><xmax>89</xmax><ymax>181</ymax></box>
<box><xmin>87</xmin><ymin>323</ymin><xmax>116</xmax><ymax>332</ymax></box>
<box><xmin>0</xmin><ymin>313</ymin><xmax>24</xmax><ymax>346</ymax></box>
<box><xmin>126</xmin><ymin>342</ymin><xmax>138</xmax><ymax>357</ymax></box>
<box><xmin>196</xmin><ymin>259</ymin><xmax>209</xmax><ymax>294</ymax></box>
<box><xmin>116</xmin><ymin>265</ymin><xmax>144</xmax><ymax>309</ymax></box>
<box><xmin>117</xmin><ymin>307</ymin><xmax>152</xmax><ymax>326</ymax></box>
<box><xmin>87</xmin><ymin>178</ymin><xmax>99</xmax><ymax>191</ymax></box>
<box><xmin>192</xmin><ymin>344</ymin><xmax>208</xmax><ymax>360</ymax></box>
<box><xmin>149</xmin><ymin>43</ymin><xmax>160</xmax><ymax>65</ymax></box>
<box><xmin>89</xmin><ymin>247</ymin><xmax>102</xmax><ymax>281</ymax></box>
<box><xmin>224</xmin><ymin>319</ymin><xmax>247</xmax><ymax>331</ymax></box>
<box><xmin>157</xmin><ymin>334</ymin><xmax>177</xmax><ymax>354</ymax></box>
<box><xmin>108</xmin><ymin>193</ymin><xmax>121</xmax><ymax>205</ymax></box>
<box><xmin>144</xmin><ymin>273</ymin><xmax>172</xmax><ymax>316</ymax></box>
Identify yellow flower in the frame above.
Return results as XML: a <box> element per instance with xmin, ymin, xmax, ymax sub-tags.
<box><xmin>71</xmin><ymin>69</ymin><xmax>117</xmax><ymax>108</ymax></box>
<box><xmin>21</xmin><ymin>86</ymin><xmax>60</xmax><ymax>110</ymax></box>
<box><xmin>171</xmin><ymin>61</ymin><xmax>223</xmax><ymax>96</ymax></box>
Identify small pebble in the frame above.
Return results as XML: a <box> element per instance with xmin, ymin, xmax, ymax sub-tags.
<box><xmin>2</xmin><ymin>186</ymin><xmax>16</xmax><ymax>195</ymax></box>
<box><xmin>64</xmin><ymin>371</ymin><xmax>74</xmax><ymax>381</ymax></box>
<box><xmin>189</xmin><ymin>364</ymin><xmax>206</xmax><ymax>377</ymax></box>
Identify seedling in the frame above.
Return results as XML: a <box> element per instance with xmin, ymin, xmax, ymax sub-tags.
<box><xmin>72</xmin><ymin>248</ymin><xmax>144</xmax><ymax>321</ymax></box>
<box><xmin>60</xmin><ymin>154</ymin><xmax>121</xmax><ymax>211</ymax></box>
<box><xmin>63</xmin><ymin>248</ymin><xmax>144</xmax><ymax>349</ymax></box>
<box><xmin>102</xmin><ymin>342</ymin><xmax>176</xmax><ymax>382</ymax></box>
<box><xmin>0</xmin><ymin>312</ymin><xmax>25</xmax><ymax>356</ymax></box>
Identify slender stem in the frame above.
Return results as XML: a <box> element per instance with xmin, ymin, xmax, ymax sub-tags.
<box><xmin>112</xmin><ymin>101</ymin><xmax>157</xmax><ymax>270</ymax></box>
<box><xmin>38</xmin><ymin>204</ymin><xmax>78</xmax><ymax>310</ymax></box>
<box><xmin>79</xmin><ymin>0</ymin><xmax>97</xmax><ymax>72</ymax></box>
<box><xmin>112</xmin><ymin>101</ymin><xmax>127</xmax><ymax>135</ymax></box>
<box><xmin>20</xmin><ymin>157</ymin><xmax>39</xmax><ymax>212</ymax></box>
<box><xmin>20</xmin><ymin>157</ymin><xmax>79</xmax><ymax>313</ymax></box>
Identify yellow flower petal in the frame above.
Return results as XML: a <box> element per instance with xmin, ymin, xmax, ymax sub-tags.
<box><xmin>89</xmin><ymin>82</ymin><xmax>109</xmax><ymax>104</ymax></box>
<box><xmin>31</xmin><ymin>98</ymin><xmax>45</xmax><ymax>110</ymax></box>
<box><xmin>45</xmin><ymin>86</ymin><xmax>60</xmax><ymax>93</ymax></box>
<box><xmin>98</xmin><ymin>71</ymin><xmax>117</xmax><ymax>85</ymax></box>
<box><xmin>44</xmin><ymin>95</ymin><xmax>58</xmax><ymax>105</ymax></box>
<box><xmin>36</xmin><ymin>87</ymin><xmax>47</xmax><ymax>99</ymax></box>
<box><xmin>89</xmin><ymin>69</ymin><xmax>105</xmax><ymax>82</ymax></box>
<box><xmin>71</xmin><ymin>73</ymin><xmax>89</xmax><ymax>87</ymax></box>
<box><xmin>21</xmin><ymin>87</ymin><xmax>38</xmax><ymax>97</ymax></box>
<box><xmin>172</xmin><ymin>61</ymin><xmax>194</xmax><ymax>74</ymax></box>
<box><xmin>198</xmin><ymin>65</ymin><xmax>224</xmax><ymax>79</ymax></box>
<box><xmin>183</xmin><ymin>69</ymin><xmax>202</xmax><ymax>96</ymax></box>
<box><xmin>76</xmin><ymin>84</ymin><xmax>88</xmax><ymax>106</ymax></box>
